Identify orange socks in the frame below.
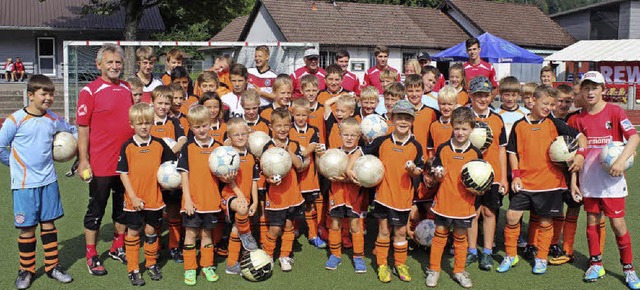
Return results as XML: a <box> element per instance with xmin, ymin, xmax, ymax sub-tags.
<box><xmin>305</xmin><ymin>208</ymin><xmax>318</xmax><ymax>239</ymax></box>
<box><xmin>352</xmin><ymin>231</ymin><xmax>364</xmax><ymax>257</ymax></box>
<box><xmin>551</xmin><ymin>216</ymin><xmax>565</xmax><ymax>245</ymax></box>
<box><xmin>374</xmin><ymin>237</ymin><xmax>390</xmax><ymax>266</ymax></box>
<box><xmin>504</xmin><ymin>223</ymin><xmax>520</xmax><ymax>257</ymax></box>
<box><xmin>200</xmin><ymin>244</ymin><xmax>214</xmax><ymax>268</ymax></box>
<box><xmin>167</xmin><ymin>218</ymin><xmax>182</xmax><ymax>249</ymax></box>
<box><xmin>125</xmin><ymin>236</ymin><xmax>140</xmax><ymax>273</ymax></box>
<box><xmin>453</xmin><ymin>232</ymin><xmax>468</xmax><ymax>273</ymax></box>
<box><xmin>393</xmin><ymin>241</ymin><xmax>408</xmax><ymax>266</ymax></box>
<box><xmin>262</xmin><ymin>232</ymin><xmax>277</xmax><ymax>257</ymax></box>
<box><xmin>527</xmin><ymin>214</ymin><xmax>540</xmax><ymax>247</ymax></box>
<box><xmin>227</xmin><ymin>232</ymin><xmax>241</xmax><ymax>267</ymax></box>
<box><xmin>599</xmin><ymin>218</ymin><xmax>607</xmax><ymax>254</ymax></box>
<box><xmin>259</xmin><ymin>215</ymin><xmax>269</xmax><ymax>245</ymax></box>
<box><xmin>536</xmin><ymin>223</ymin><xmax>553</xmax><ymax>260</ymax></box>
<box><xmin>236</xmin><ymin>214</ymin><xmax>251</xmax><ymax>235</ymax></box>
<box><xmin>280</xmin><ymin>227</ymin><xmax>295</xmax><ymax>258</ymax></box>
<box><xmin>429</xmin><ymin>227</ymin><xmax>449</xmax><ymax>272</ymax></box>
<box><xmin>143</xmin><ymin>235</ymin><xmax>159</xmax><ymax>268</ymax></box>
<box><xmin>329</xmin><ymin>229</ymin><xmax>342</xmax><ymax>257</ymax></box>
<box><xmin>183</xmin><ymin>244</ymin><xmax>197</xmax><ymax>270</ymax></box>
<box><xmin>562</xmin><ymin>215</ymin><xmax>578</xmax><ymax>255</ymax></box>
<box><xmin>40</xmin><ymin>228</ymin><xmax>59</xmax><ymax>273</ymax></box>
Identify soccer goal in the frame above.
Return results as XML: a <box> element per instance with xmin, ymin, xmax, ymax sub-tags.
<box><xmin>63</xmin><ymin>41</ymin><xmax>319</xmax><ymax>121</ymax></box>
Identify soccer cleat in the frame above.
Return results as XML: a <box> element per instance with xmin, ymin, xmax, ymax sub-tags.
<box><xmin>184</xmin><ymin>269</ymin><xmax>197</xmax><ymax>286</ymax></box>
<box><xmin>465</xmin><ymin>252</ymin><xmax>478</xmax><ymax>266</ymax></box>
<box><xmin>128</xmin><ymin>270</ymin><xmax>146</xmax><ymax>286</ymax></box>
<box><xmin>225</xmin><ymin>263</ymin><xmax>241</xmax><ymax>275</ymax></box>
<box><xmin>479</xmin><ymin>252</ymin><xmax>494</xmax><ymax>271</ymax></box>
<box><xmin>353</xmin><ymin>257</ymin><xmax>367</xmax><ymax>273</ymax></box>
<box><xmin>523</xmin><ymin>245</ymin><xmax>537</xmax><ymax>260</ymax></box>
<box><xmin>325</xmin><ymin>255</ymin><xmax>342</xmax><ymax>270</ymax></box>
<box><xmin>496</xmin><ymin>256</ymin><xmax>519</xmax><ymax>273</ymax></box>
<box><xmin>549</xmin><ymin>254</ymin><xmax>574</xmax><ymax>265</ymax></box>
<box><xmin>425</xmin><ymin>269</ymin><xmax>440</xmax><ymax>287</ymax></box>
<box><xmin>624</xmin><ymin>270</ymin><xmax>640</xmax><ymax>290</ymax></box>
<box><xmin>109</xmin><ymin>247</ymin><xmax>127</xmax><ymax>264</ymax></box>
<box><xmin>453</xmin><ymin>270</ymin><xmax>473</xmax><ymax>288</ymax></box>
<box><xmin>47</xmin><ymin>264</ymin><xmax>73</xmax><ymax>283</ymax></box>
<box><xmin>239</xmin><ymin>233</ymin><xmax>259</xmax><ymax>251</ymax></box>
<box><xmin>202</xmin><ymin>266</ymin><xmax>219</xmax><ymax>282</ymax></box>
<box><xmin>394</xmin><ymin>264</ymin><xmax>412</xmax><ymax>282</ymax></box>
<box><xmin>146</xmin><ymin>265</ymin><xmax>162</xmax><ymax>281</ymax></box>
<box><xmin>86</xmin><ymin>256</ymin><xmax>107</xmax><ymax>276</ymax></box>
<box><xmin>279</xmin><ymin>257</ymin><xmax>294</xmax><ymax>272</ymax></box>
<box><xmin>15</xmin><ymin>270</ymin><xmax>33</xmax><ymax>290</ymax></box>
<box><xmin>549</xmin><ymin>244</ymin><xmax>565</xmax><ymax>258</ymax></box>
<box><xmin>517</xmin><ymin>236</ymin><xmax>528</xmax><ymax>248</ymax></box>
<box><xmin>377</xmin><ymin>265</ymin><xmax>392</xmax><ymax>283</ymax></box>
<box><xmin>170</xmin><ymin>247</ymin><xmax>184</xmax><ymax>263</ymax></box>
<box><xmin>533</xmin><ymin>258</ymin><xmax>548</xmax><ymax>274</ymax></box>
<box><xmin>309</xmin><ymin>237</ymin><xmax>327</xmax><ymax>249</ymax></box>
<box><xmin>584</xmin><ymin>264</ymin><xmax>606</xmax><ymax>282</ymax></box>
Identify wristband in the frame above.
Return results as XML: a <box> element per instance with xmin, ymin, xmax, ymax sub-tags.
<box><xmin>512</xmin><ymin>169</ymin><xmax>521</xmax><ymax>178</ymax></box>
<box><xmin>576</xmin><ymin>148</ymin><xmax>587</xmax><ymax>158</ymax></box>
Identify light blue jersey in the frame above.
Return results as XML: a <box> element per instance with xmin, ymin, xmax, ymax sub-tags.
<box><xmin>421</xmin><ymin>92</ymin><xmax>439</xmax><ymax>111</ymax></box>
<box><xmin>0</xmin><ymin>108</ymin><xmax>77</xmax><ymax>189</ymax></box>
<box><xmin>493</xmin><ymin>105</ymin><xmax>530</xmax><ymax>140</ymax></box>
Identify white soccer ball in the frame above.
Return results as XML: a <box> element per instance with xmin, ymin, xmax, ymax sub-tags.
<box><xmin>469</xmin><ymin>122</ymin><xmax>493</xmax><ymax>152</ymax></box>
<box><xmin>240</xmin><ymin>249</ymin><xmax>273</xmax><ymax>282</ymax></box>
<box><xmin>600</xmin><ymin>141</ymin><xmax>634</xmax><ymax>172</ymax></box>
<box><xmin>208</xmin><ymin>146</ymin><xmax>241</xmax><ymax>176</ymax></box>
<box><xmin>461</xmin><ymin>159</ymin><xmax>495</xmax><ymax>195</ymax></box>
<box><xmin>360</xmin><ymin>114</ymin><xmax>388</xmax><ymax>141</ymax></box>
<box><xmin>353</xmin><ymin>154</ymin><xmax>384</xmax><ymax>188</ymax></box>
<box><xmin>415</xmin><ymin>219</ymin><xmax>436</xmax><ymax>247</ymax></box>
<box><xmin>162</xmin><ymin>137</ymin><xmax>177</xmax><ymax>149</ymax></box>
<box><xmin>248</xmin><ymin>131</ymin><xmax>271</xmax><ymax>158</ymax></box>
<box><xmin>157</xmin><ymin>161</ymin><xmax>182</xmax><ymax>190</ymax></box>
<box><xmin>260</xmin><ymin>147</ymin><xmax>292</xmax><ymax>178</ymax></box>
<box><xmin>52</xmin><ymin>131</ymin><xmax>77</xmax><ymax>162</ymax></box>
<box><xmin>549</xmin><ymin>135</ymin><xmax>578</xmax><ymax>167</ymax></box>
<box><xmin>317</xmin><ymin>148</ymin><xmax>348</xmax><ymax>178</ymax></box>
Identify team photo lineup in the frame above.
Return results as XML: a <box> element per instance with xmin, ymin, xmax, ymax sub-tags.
<box><xmin>2</xmin><ymin>37</ymin><xmax>640</xmax><ymax>290</ymax></box>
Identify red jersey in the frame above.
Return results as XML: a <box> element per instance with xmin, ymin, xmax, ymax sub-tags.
<box><xmin>329</xmin><ymin>146</ymin><xmax>364</xmax><ymax>214</ymax></box>
<box><xmin>432</xmin><ymin>73</ymin><xmax>446</xmax><ymax>93</ymax></box>
<box><xmin>341</xmin><ymin>71</ymin><xmax>361</xmax><ymax>95</ymax></box>
<box><xmin>463</xmin><ymin>60</ymin><xmax>499</xmax><ymax>89</ymax></box>
<box><xmin>262</xmin><ymin>139</ymin><xmax>305</xmax><ymax>210</ymax></box>
<box><xmin>76</xmin><ymin>78</ymin><xmax>134</xmax><ymax>176</ymax></box>
<box><xmin>363</xmin><ymin>66</ymin><xmax>400</xmax><ymax>94</ymax></box>
<box><xmin>177</xmin><ymin>137</ymin><xmax>222</xmax><ymax>213</ymax></box>
<box><xmin>291</xmin><ymin>67</ymin><xmax>327</xmax><ymax>98</ymax></box>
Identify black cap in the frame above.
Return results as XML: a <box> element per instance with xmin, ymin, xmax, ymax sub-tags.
<box><xmin>417</xmin><ymin>51</ymin><xmax>431</xmax><ymax>61</ymax></box>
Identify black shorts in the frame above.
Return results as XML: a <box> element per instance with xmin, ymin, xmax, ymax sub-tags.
<box><xmin>302</xmin><ymin>191</ymin><xmax>320</xmax><ymax>203</ymax></box>
<box><xmin>83</xmin><ymin>176</ymin><xmax>125</xmax><ymax>230</ymax></box>
<box><xmin>475</xmin><ymin>184</ymin><xmax>502</xmax><ymax>212</ymax></box>
<box><xmin>509</xmin><ymin>189</ymin><xmax>564</xmax><ymax>218</ymax></box>
<box><xmin>162</xmin><ymin>189</ymin><xmax>182</xmax><ymax>204</ymax></box>
<box><xmin>265</xmin><ymin>205</ymin><xmax>305</xmax><ymax>227</ymax></box>
<box><xmin>434</xmin><ymin>213</ymin><xmax>473</xmax><ymax>229</ymax></box>
<box><xmin>329</xmin><ymin>205</ymin><xmax>360</xmax><ymax>219</ymax></box>
<box><xmin>562</xmin><ymin>190</ymin><xmax>582</xmax><ymax>208</ymax></box>
<box><xmin>123</xmin><ymin>209</ymin><xmax>164</xmax><ymax>231</ymax></box>
<box><xmin>182</xmin><ymin>212</ymin><xmax>219</xmax><ymax>229</ymax></box>
<box><xmin>372</xmin><ymin>203</ymin><xmax>410</xmax><ymax>227</ymax></box>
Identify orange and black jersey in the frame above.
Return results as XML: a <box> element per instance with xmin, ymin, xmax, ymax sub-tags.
<box><xmin>185</xmin><ymin>120</ymin><xmax>226</xmax><ymax>144</ymax></box>
<box><xmin>289</xmin><ymin>124</ymin><xmax>321</xmax><ymax>147</ymax></box>
<box><xmin>507</xmin><ymin>116</ymin><xmax>579</xmax><ymax>192</ymax></box>
<box><xmin>457</xmin><ymin>89</ymin><xmax>469</xmax><ymax>107</ymax></box>
<box><xmin>474</xmin><ymin>110</ymin><xmax>507</xmax><ymax>182</ymax></box>
<box><xmin>245</xmin><ymin>116</ymin><xmax>271</xmax><ymax>135</ymax></box>
<box><xmin>259</xmin><ymin>103</ymin><xmax>287</xmax><ymax>121</ymax></box>
<box><xmin>221</xmin><ymin>149</ymin><xmax>260</xmax><ymax>201</ymax></box>
<box><xmin>432</xmin><ymin>141</ymin><xmax>482</xmax><ymax>218</ymax></box>
<box><xmin>413</xmin><ymin>104</ymin><xmax>438</xmax><ymax>156</ymax></box>
<box><xmin>329</xmin><ymin>146</ymin><xmax>364</xmax><ymax>212</ymax></box>
<box><xmin>380</xmin><ymin>113</ymin><xmax>395</xmax><ymax>134</ymax></box>
<box><xmin>177</xmin><ymin>137</ymin><xmax>223</xmax><ymax>213</ymax></box>
<box><xmin>317</xmin><ymin>88</ymin><xmax>350</xmax><ymax>105</ymax></box>
<box><xmin>173</xmin><ymin>112</ymin><xmax>190</xmax><ymax>136</ymax></box>
<box><xmin>117</xmin><ymin>136</ymin><xmax>175</xmax><ymax>211</ymax></box>
<box><xmin>179</xmin><ymin>94</ymin><xmax>199</xmax><ymax>116</ymax></box>
<box><xmin>325</xmin><ymin>113</ymin><xmax>343</xmax><ymax>148</ymax></box>
<box><xmin>363</xmin><ymin>134</ymin><xmax>424</xmax><ymax>211</ymax></box>
<box><xmin>427</xmin><ymin>117</ymin><xmax>453</xmax><ymax>151</ymax></box>
<box><xmin>308</xmin><ymin>102</ymin><xmax>326</xmax><ymax>142</ymax></box>
<box><xmin>262</xmin><ymin>139</ymin><xmax>305</xmax><ymax>210</ymax></box>
<box><xmin>151</xmin><ymin>115</ymin><xmax>185</xmax><ymax>141</ymax></box>
<box><xmin>161</xmin><ymin>72</ymin><xmax>171</xmax><ymax>85</ymax></box>
<box><xmin>290</xmin><ymin>124</ymin><xmax>321</xmax><ymax>194</ymax></box>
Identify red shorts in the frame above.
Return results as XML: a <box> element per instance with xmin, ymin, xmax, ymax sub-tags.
<box><xmin>583</xmin><ymin>197</ymin><xmax>626</xmax><ymax>218</ymax></box>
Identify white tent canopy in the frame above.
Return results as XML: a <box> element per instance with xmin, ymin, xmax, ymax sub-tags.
<box><xmin>545</xmin><ymin>39</ymin><xmax>640</xmax><ymax>62</ymax></box>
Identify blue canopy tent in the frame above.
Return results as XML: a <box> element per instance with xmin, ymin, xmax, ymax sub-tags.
<box><xmin>432</xmin><ymin>32</ymin><xmax>543</xmax><ymax>64</ymax></box>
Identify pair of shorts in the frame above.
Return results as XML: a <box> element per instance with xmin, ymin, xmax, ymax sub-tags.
<box><xmin>329</xmin><ymin>205</ymin><xmax>360</xmax><ymax>218</ymax></box>
<box><xmin>563</xmin><ymin>190</ymin><xmax>582</xmax><ymax>208</ymax></box>
<box><xmin>302</xmin><ymin>191</ymin><xmax>320</xmax><ymax>203</ymax></box>
<box><xmin>372</xmin><ymin>203</ymin><xmax>410</xmax><ymax>226</ymax></box>
<box><xmin>509</xmin><ymin>189</ymin><xmax>564</xmax><ymax>217</ymax></box>
<box><xmin>265</xmin><ymin>204</ymin><xmax>305</xmax><ymax>227</ymax></box>
<box><xmin>182</xmin><ymin>212</ymin><xmax>218</xmax><ymax>229</ymax></box>
<box><xmin>13</xmin><ymin>181</ymin><xmax>64</xmax><ymax>228</ymax></box>
<box><xmin>583</xmin><ymin>197</ymin><xmax>626</xmax><ymax>218</ymax></box>
<box><xmin>475</xmin><ymin>184</ymin><xmax>502</xmax><ymax>212</ymax></box>
<box><xmin>123</xmin><ymin>209</ymin><xmax>163</xmax><ymax>231</ymax></box>
<box><xmin>162</xmin><ymin>189</ymin><xmax>182</xmax><ymax>204</ymax></box>
<box><xmin>434</xmin><ymin>213</ymin><xmax>473</xmax><ymax>229</ymax></box>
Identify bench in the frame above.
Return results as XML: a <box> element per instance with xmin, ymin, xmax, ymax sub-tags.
<box><xmin>2</xmin><ymin>62</ymin><xmax>34</xmax><ymax>81</ymax></box>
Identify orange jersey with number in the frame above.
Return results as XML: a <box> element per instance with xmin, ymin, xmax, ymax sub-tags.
<box><xmin>262</xmin><ymin>140</ymin><xmax>305</xmax><ymax>210</ymax></box>
<box><xmin>289</xmin><ymin>124</ymin><xmax>321</xmax><ymax>195</ymax></box>
<box><xmin>177</xmin><ymin>138</ymin><xmax>222</xmax><ymax>213</ymax></box>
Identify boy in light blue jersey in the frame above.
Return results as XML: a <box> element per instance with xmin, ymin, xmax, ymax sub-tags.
<box><xmin>494</xmin><ymin>76</ymin><xmax>529</xmax><ymax>139</ymax></box>
<box><xmin>0</xmin><ymin>75</ymin><xmax>76</xmax><ymax>289</ymax></box>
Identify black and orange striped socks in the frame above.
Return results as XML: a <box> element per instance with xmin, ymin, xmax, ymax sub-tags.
<box><xmin>18</xmin><ymin>235</ymin><xmax>36</xmax><ymax>274</ymax></box>
<box><xmin>40</xmin><ymin>228</ymin><xmax>59</xmax><ymax>273</ymax></box>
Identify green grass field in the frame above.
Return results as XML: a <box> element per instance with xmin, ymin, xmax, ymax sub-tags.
<box><xmin>0</xmin><ymin>161</ymin><xmax>638</xmax><ymax>290</ymax></box>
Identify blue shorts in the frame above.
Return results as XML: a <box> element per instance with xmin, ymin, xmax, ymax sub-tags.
<box><xmin>13</xmin><ymin>181</ymin><xmax>64</xmax><ymax>228</ymax></box>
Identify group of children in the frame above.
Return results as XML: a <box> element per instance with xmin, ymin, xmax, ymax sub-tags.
<box><xmin>2</xmin><ymin>43</ymin><xmax>640</xmax><ymax>290</ymax></box>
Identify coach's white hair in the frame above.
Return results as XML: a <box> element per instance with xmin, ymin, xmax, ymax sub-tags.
<box><xmin>96</xmin><ymin>43</ymin><xmax>124</xmax><ymax>63</ymax></box>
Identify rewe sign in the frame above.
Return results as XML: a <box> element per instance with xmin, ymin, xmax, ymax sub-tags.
<box><xmin>599</xmin><ymin>62</ymin><xmax>640</xmax><ymax>83</ymax></box>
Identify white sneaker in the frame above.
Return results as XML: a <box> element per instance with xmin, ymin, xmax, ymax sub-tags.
<box><xmin>425</xmin><ymin>269</ymin><xmax>440</xmax><ymax>287</ymax></box>
<box><xmin>279</xmin><ymin>257</ymin><xmax>294</xmax><ymax>272</ymax></box>
<box><xmin>453</xmin><ymin>271</ymin><xmax>473</xmax><ymax>288</ymax></box>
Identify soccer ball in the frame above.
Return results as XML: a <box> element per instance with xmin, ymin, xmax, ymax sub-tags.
<box><xmin>549</xmin><ymin>135</ymin><xmax>578</xmax><ymax>167</ymax></box>
<box><xmin>52</xmin><ymin>132</ymin><xmax>77</xmax><ymax>162</ymax></box>
<box><xmin>317</xmin><ymin>148</ymin><xmax>348</xmax><ymax>178</ymax></box>
<box><xmin>260</xmin><ymin>147</ymin><xmax>292</xmax><ymax>178</ymax></box>
<box><xmin>353</xmin><ymin>154</ymin><xmax>384</xmax><ymax>188</ymax></box>
<box><xmin>469</xmin><ymin>122</ymin><xmax>493</xmax><ymax>152</ymax></box>
<box><xmin>415</xmin><ymin>219</ymin><xmax>436</xmax><ymax>247</ymax></box>
<box><xmin>157</xmin><ymin>161</ymin><xmax>182</xmax><ymax>190</ymax></box>
<box><xmin>360</xmin><ymin>114</ymin><xmax>388</xmax><ymax>141</ymax></box>
<box><xmin>162</xmin><ymin>137</ymin><xmax>177</xmax><ymax>149</ymax></box>
<box><xmin>240</xmin><ymin>249</ymin><xmax>273</xmax><ymax>282</ymax></box>
<box><xmin>208</xmin><ymin>146</ymin><xmax>241</xmax><ymax>176</ymax></box>
<box><xmin>600</xmin><ymin>141</ymin><xmax>634</xmax><ymax>172</ymax></box>
<box><xmin>461</xmin><ymin>159</ymin><xmax>495</xmax><ymax>195</ymax></box>
<box><xmin>248</xmin><ymin>131</ymin><xmax>271</xmax><ymax>158</ymax></box>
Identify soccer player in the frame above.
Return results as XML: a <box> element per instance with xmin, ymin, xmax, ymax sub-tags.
<box><xmin>260</xmin><ymin>75</ymin><xmax>292</xmax><ymax>120</ymax></box>
<box><xmin>199</xmin><ymin>92</ymin><xmax>227</xmax><ymax>145</ymax></box>
<box><xmin>427</xmin><ymin>85</ymin><xmax>457</xmax><ymax>158</ymax></box>
<box><xmin>318</xmin><ymin>64</ymin><xmax>348</xmax><ymax>105</ymax></box>
<box><xmin>300</xmin><ymin>74</ymin><xmax>326</xmax><ymax>142</ymax></box>
<box><xmin>426</xmin><ymin>107</ymin><xmax>482</xmax><ymax>289</ymax></box>
<box><xmin>359</xmin><ymin>100</ymin><xmax>424</xmax><ymax>283</ymax></box>
<box><xmin>405</xmin><ymin>74</ymin><xmax>437</xmax><ymax>157</ymax></box>
<box><xmin>356</xmin><ymin>86</ymin><xmax>381</xmax><ymax>121</ymax></box>
<box><xmin>335</xmin><ymin>50</ymin><xmax>360</xmax><ymax>94</ymax></box>
<box><xmin>463</xmin><ymin>38</ymin><xmax>498</xmax><ymax>94</ymax></box>
<box><xmin>0</xmin><ymin>75</ymin><xmax>75</xmax><ymax>289</ymax></box>
<box><xmin>291</xmin><ymin>48</ymin><xmax>326</xmax><ymax>98</ymax></box>
<box><xmin>126</xmin><ymin>76</ymin><xmax>144</xmax><ymax>104</ymax></box>
<box><xmin>540</xmin><ymin>66</ymin><xmax>556</xmax><ymax>87</ymax></box>
<box><xmin>363</xmin><ymin>45</ymin><xmax>400</xmax><ymax>94</ymax></box>
<box><xmin>118</xmin><ymin>103</ymin><xmax>175</xmax><ymax>285</ymax></box>
<box><xmin>171</xmin><ymin>66</ymin><xmax>195</xmax><ymax>116</ymax></box>
<box><xmin>379</xmin><ymin>82</ymin><xmax>404</xmax><ymax>135</ymax></box>
<box><xmin>133</xmin><ymin>46</ymin><xmax>163</xmax><ymax>104</ymax></box>
<box><xmin>324</xmin><ymin>93</ymin><xmax>356</xmax><ymax>149</ymax></box>
<box><xmin>495</xmin><ymin>76</ymin><xmax>530</xmax><ymax>141</ymax></box>
<box><xmin>552</xmin><ymin>84</ymin><xmax>574</xmax><ymax>121</ymax></box>
<box><xmin>449</xmin><ymin>63</ymin><xmax>469</xmax><ymax>106</ymax></box>
<box><xmin>572</xmin><ymin>71</ymin><xmax>640</xmax><ymax>289</ymax></box>
<box><xmin>181</xmin><ymin>71</ymin><xmax>219</xmax><ymax>114</ymax></box>
<box><xmin>241</xmin><ymin>90</ymin><xmax>271</xmax><ymax>134</ymax></box>
<box><xmin>522</xmin><ymin>82</ymin><xmax>537</xmax><ymax>111</ymax></box>
<box><xmin>169</xmin><ymin>83</ymin><xmax>190</xmax><ymax>135</ymax></box>
<box><xmin>161</xmin><ymin>48</ymin><xmax>184</xmax><ymax>85</ymax></box>
<box><xmin>421</xmin><ymin>66</ymin><xmax>440</xmax><ymax>111</ymax></box>
<box><xmin>247</xmin><ymin>45</ymin><xmax>277</xmax><ymax>106</ymax></box>
<box><xmin>497</xmin><ymin>85</ymin><xmax>585</xmax><ymax>275</ymax></box>
<box><xmin>221</xmin><ymin>64</ymin><xmax>249</xmax><ymax>119</ymax></box>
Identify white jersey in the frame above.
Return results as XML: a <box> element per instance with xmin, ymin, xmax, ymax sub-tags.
<box><xmin>247</xmin><ymin>67</ymin><xmax>277</xmax><ymax>107</ymax></box>
<box><xmin>221</xmin><ymin>92</ymin><xmax>244</xmax><ymax>118</ymax></box>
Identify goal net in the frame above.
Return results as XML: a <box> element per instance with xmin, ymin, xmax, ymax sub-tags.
<box><xmin>63</xmin><ymin>41</ymin><xmax>318</xmax><ymax>121</ymax></box>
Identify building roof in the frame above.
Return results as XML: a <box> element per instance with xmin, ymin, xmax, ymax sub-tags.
<box><xmin>443</xmin><ymin>0</ymin><xmax>575</xmax><ymax>49</ymax></box>
<box><xmin>550</xmin><ymin>0</ymin><xmax>630</xmax><ymax>18</ymax></box>
<box><xmin>228</xmin><ymin>0</ymin><xmax>468</xmax><ymax>49</ymax></box>
<box><xmin>210</xmin><ymin>15</ymin><xmax>249</xmax><ymax>42</ymax></box>
<box><xmin>545</xmin><ymin>39</ymin><xmax>640</xmax><ymax>62</ymax></box>
<box><xmin>0</xmin><ymin>0</ymin><xmax>164</xmax><ymax>31</ymax></box>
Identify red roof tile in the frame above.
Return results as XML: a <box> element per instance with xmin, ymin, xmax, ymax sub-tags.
<box><xmin>210</xmin><ymin>15</ymin><xmax>249</xmax><ymax>42</ymax></box>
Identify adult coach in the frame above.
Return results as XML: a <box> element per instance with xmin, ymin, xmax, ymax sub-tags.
<box><xmin>463</xmin><ymin>38</ymin><xmax>499</xmax><ymax>95</ymax></box>
<box><xmin>363</xmin><ymin>45</ymin><xmax>400</xmax><ymax>94</ymax></box>
<box><xmin>76</xmin><ymin>43</ymin><xmax>134</xmax><ymax>276</ymax></box>
<box><xmin>335</xmin><ymin>50</ymin><xmax>360</xmax><ymax>95</ymax></box>
<box><xmin>291</xmin><ymin>48</ymin><xmax>326</xmax><ymax>98</ymax></box>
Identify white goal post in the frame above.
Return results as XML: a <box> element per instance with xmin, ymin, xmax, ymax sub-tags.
<box><xmin>63</xmin><ymin>41</ymin><xmax>320</xmax><ymax>121</ymax></box>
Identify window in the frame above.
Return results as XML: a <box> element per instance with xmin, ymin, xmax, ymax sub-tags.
<box><xmin>319</xmin><ymin>51</ymin><xmax>336</xmax><ymax>68</ymax></box>
<box><xmin>37</xmin><ymin>37</ymin><xmax>56</xmax><ymax>76</ymax></box>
